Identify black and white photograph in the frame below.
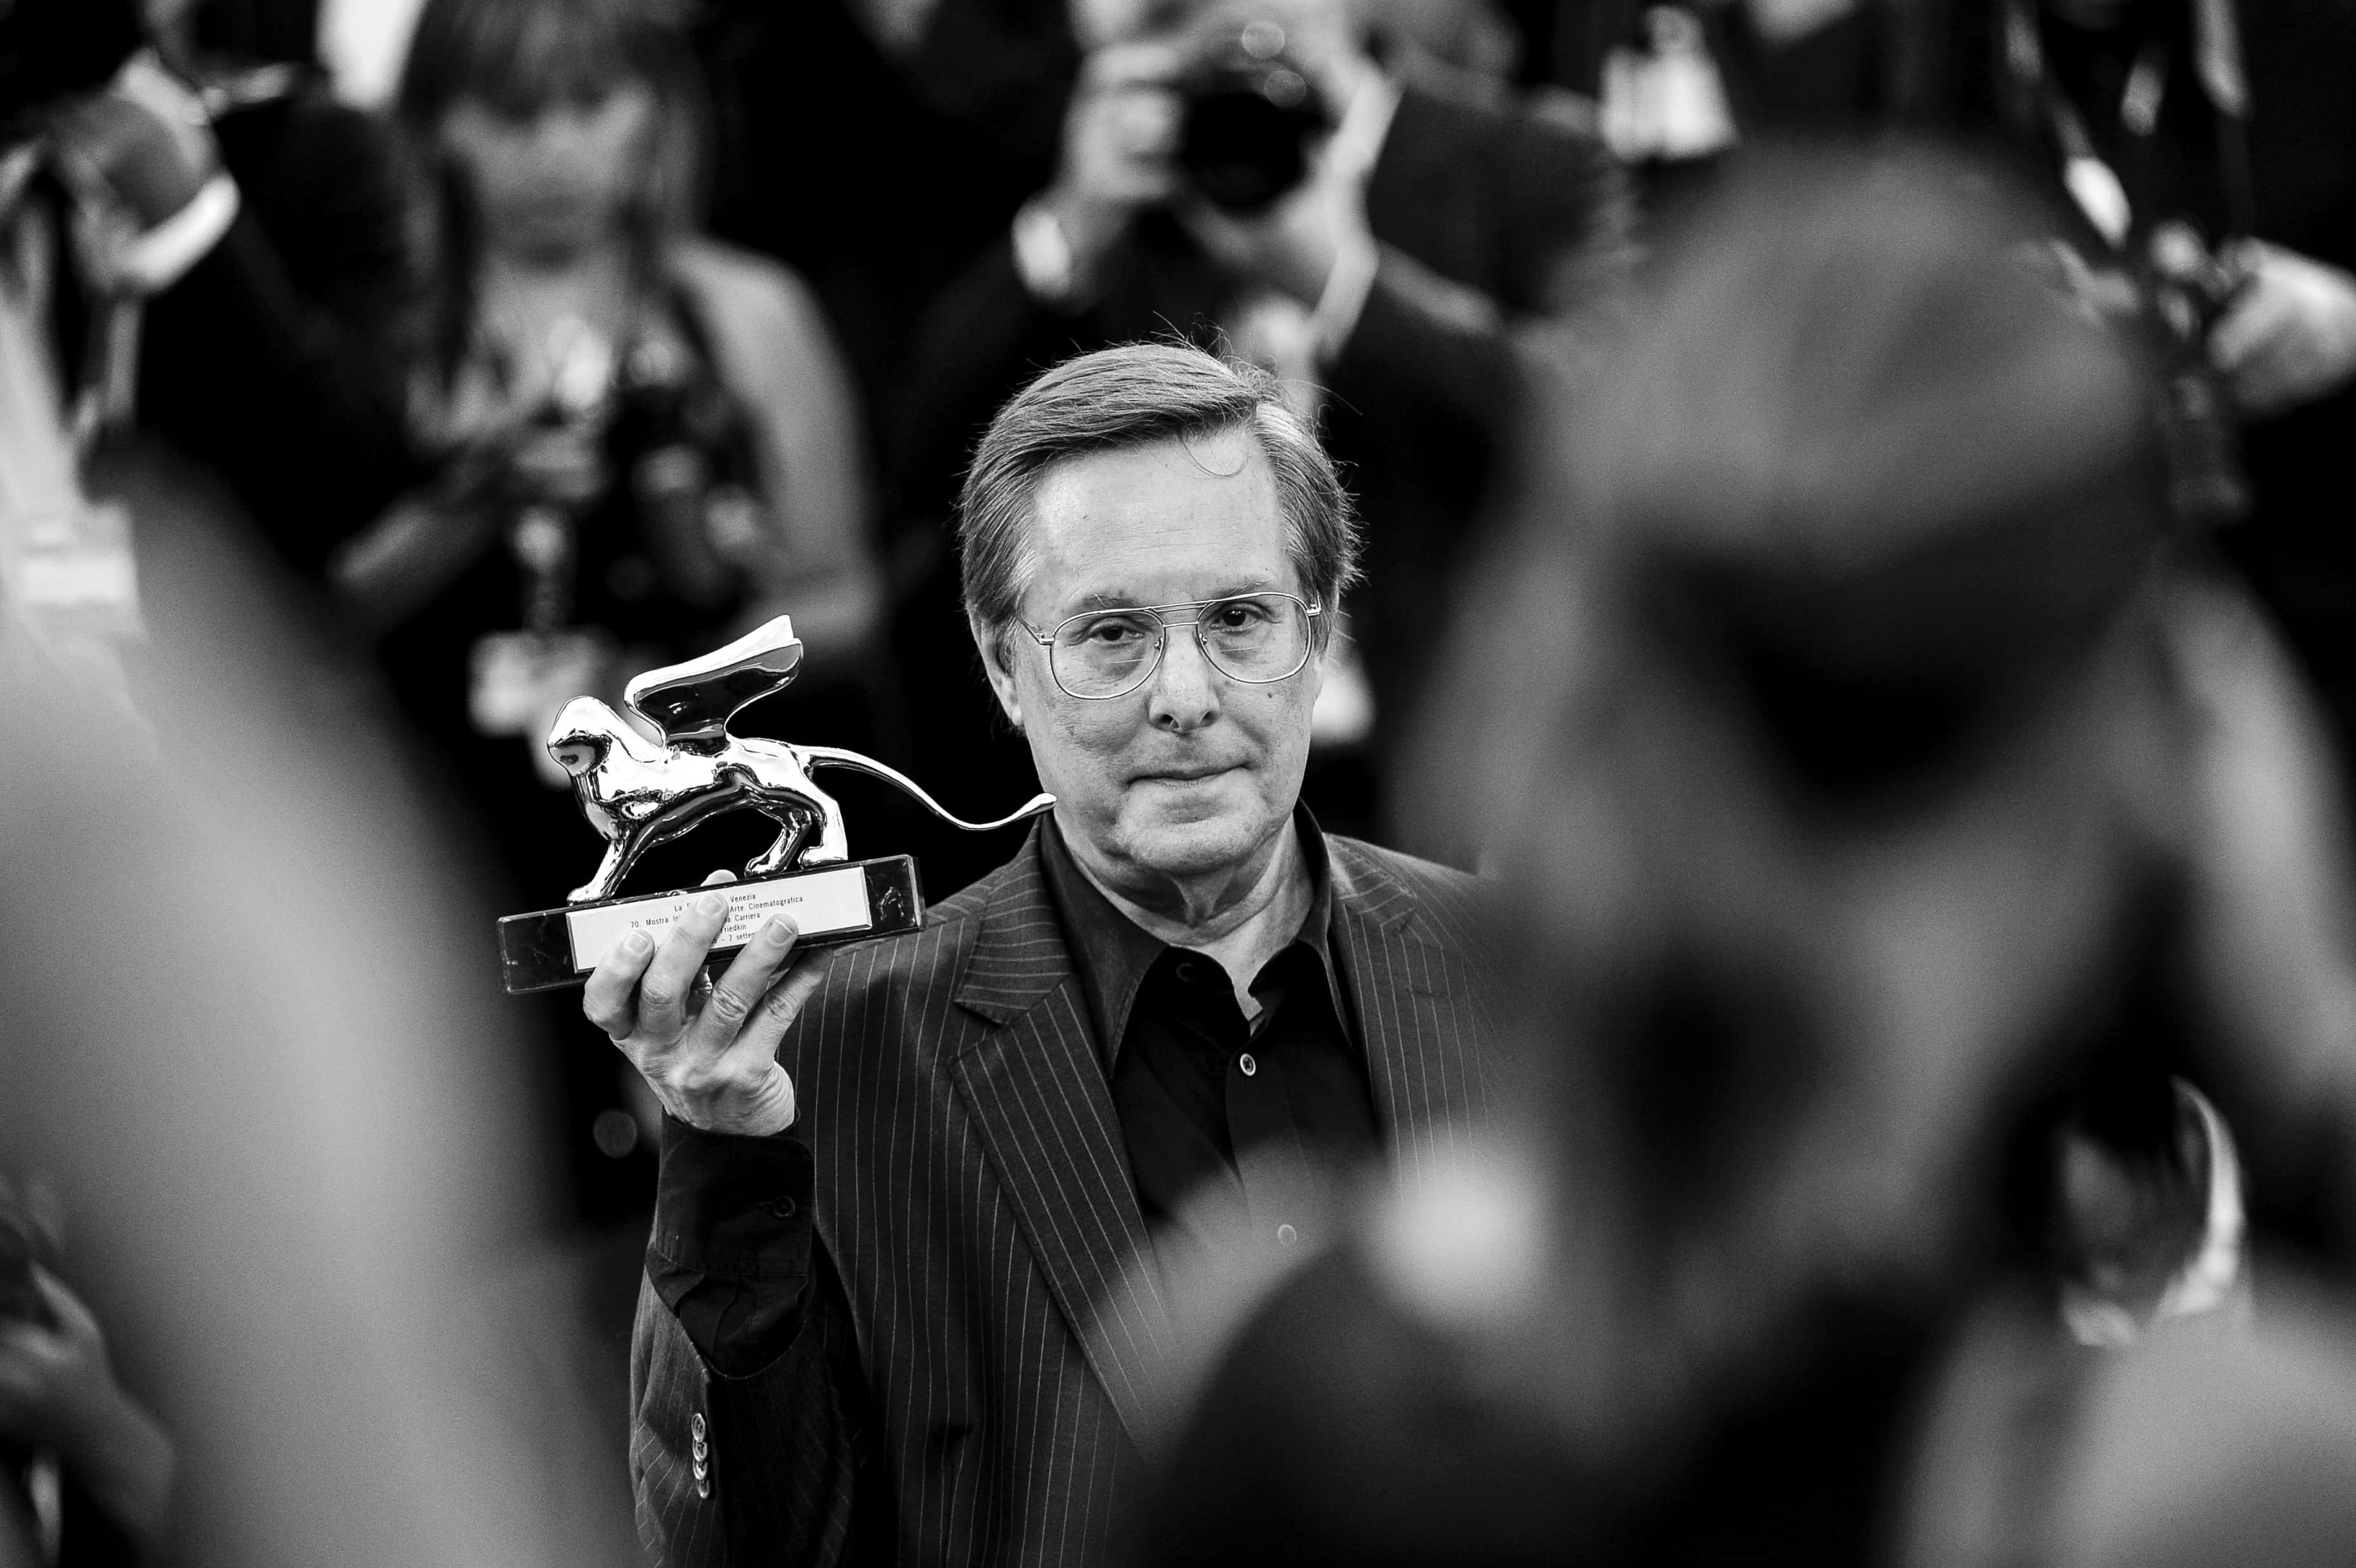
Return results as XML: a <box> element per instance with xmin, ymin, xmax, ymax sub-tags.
<box><xmin>3</xmin><ymin>0</ymin><xmax>2355</xmax><ymax>1562</ymax></box>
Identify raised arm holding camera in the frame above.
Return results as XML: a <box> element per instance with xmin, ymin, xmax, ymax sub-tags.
<box><xmin>887</xmin><ymin>0</ymin><xmax>1630</xmax><ymax>854</ymax></box>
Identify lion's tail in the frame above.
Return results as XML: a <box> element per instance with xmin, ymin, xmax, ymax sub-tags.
<box><xmin>800</xmin><ymin>746</ymin><xmax>1056</xmax><ymax>833</ymax></box>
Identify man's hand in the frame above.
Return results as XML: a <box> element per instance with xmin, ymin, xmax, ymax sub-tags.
<box><xmin>1041</xmin><ymin>41</ymin><xmax>1187</xmax><ymax>280</ymax></box>
<box><xmin>584</xmin><ymin>877</ymin><xmax>828</xmax><ymax>1138</ymax></box>
<box><xmin>2210</xmin><ymin>239</ymin><xmax>2356</xmax><ymax>418</ymax></box>
<box><xmin>0</xmin><ymin>1268</ymin><xmax>173</xmax><ymax>1548</ymax></box>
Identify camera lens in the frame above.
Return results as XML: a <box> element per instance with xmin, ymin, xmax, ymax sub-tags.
<box><xmin>1178</xmin><ymin>28</ymin><xmax>1332</xmax><ymax>213</ymax></box>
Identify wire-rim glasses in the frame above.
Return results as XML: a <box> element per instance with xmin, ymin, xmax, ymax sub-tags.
<box><xmin>1022</xmin><ymin>592</ymin><xmax>1324</xmax><ymax>700</ymax></box>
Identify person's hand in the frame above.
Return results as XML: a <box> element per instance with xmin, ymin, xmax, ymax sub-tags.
<box><xmin>1182</xmin><ymin>135</ymin><xmax>1373</xmax><ymax>307</ymax></box>
<box><xmin>2210</xmin><ymin>239</ymin><xmax>2356</xmax><ymax>418</ymax></box>
<box><xmin>48</xmin><ymin>54</ymin><xmax>221</xmax><ymax>232</ymax></box>
<box><xmin>1042</xmin><ymin>41</ymin><xmax>1188</xmax><ymax>278</ymax></box>
<box><xmin>582</xmin><ymin>874</ymin><xmax>828</xmax><ymax>1138</ymax></box>
<box><xmin>0</xmin><ymin>1268</ymin><xmax>173</xmax><ymax>1548</ymax></box>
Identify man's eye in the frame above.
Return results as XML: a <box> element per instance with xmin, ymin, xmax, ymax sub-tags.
<box><xmin>1084</xmin><ymin>619</ymin><xmax>1149</xmax><ymax>644</ymax></box>
<box><xmin>1212</xmin><ymin>602</ymin><xmax>1272</xmax><ymax>629</ymax></box>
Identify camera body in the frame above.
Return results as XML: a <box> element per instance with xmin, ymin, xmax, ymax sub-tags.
<box><xmin>1176</xmin><ymin>19</ymin><xmax>1335</xmax><ymax>213</ymax></box>
<box><xmin>2134</xmin><ymin>220</ymin><xmax>2252</xmax><ymax>529</ymax></box>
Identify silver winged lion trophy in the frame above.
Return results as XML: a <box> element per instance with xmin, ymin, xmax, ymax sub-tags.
<box><xmin>497</xmin><ymin>615</ymin><xmax>1052</xmax><ymax>993</ymax></box>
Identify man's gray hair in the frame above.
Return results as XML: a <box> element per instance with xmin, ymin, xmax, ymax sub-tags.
<box><xmin>958</xmin><ymin>343</ymin><xmax>1361</xmax><ymax>654</ymax></box>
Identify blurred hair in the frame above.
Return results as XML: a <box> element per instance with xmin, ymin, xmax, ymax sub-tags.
<box><xmin>957</xmin><ymin>343</ymin><xmax>1360</xmax><ymax>656</ymax></box>
<box><xmin>1417</xmin><ymin>147</ymin><xmax>2167</xmax><ymax>877</ymax></box>
<box><xmin>1395</xmin><ymin>148</ymin><xmax>2178</xmax><ymax>1439</ymax></box>
<box><xmin>396</xmin><ymin>0</ymin><xmax>707</xmax><ymax>377</ymax></box>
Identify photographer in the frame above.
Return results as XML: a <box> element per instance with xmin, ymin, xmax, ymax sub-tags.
<box><xmin>330</xmin><ymin>0</ymin><xmax>880</xmax><ymax>1220</ymax></box>
<box><xmin>1877</xmin><ymin>0</ymin><xmax>2356</xmax><ymax>765</ymax></box>
<box><xmin>33</xmin><ymin>0</ymin><xmax>424</xmax><ymax>581</ymax></box>
<box><xmin>889</xmin><ymin>0</ymin><xmax>1629</xmax><ymax>873</ymax></box>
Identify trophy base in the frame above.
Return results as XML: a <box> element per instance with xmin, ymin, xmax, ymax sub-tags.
<box><xmin>497</xmin><ymin>855</ymin><xmax>923</xmax><ymax>994</ymax></box>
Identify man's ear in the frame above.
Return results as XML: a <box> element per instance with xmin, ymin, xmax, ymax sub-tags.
<box><xmin>970</xmin><ymin>614</ymin><xmax>1025</xmax><ymax>732</ymax></box>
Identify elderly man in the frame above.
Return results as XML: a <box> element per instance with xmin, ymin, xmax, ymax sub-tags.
<box><xmin>587</xmin><ymin>343</ymin><xmax>1496</xmax><ymax>1566</ymax></box>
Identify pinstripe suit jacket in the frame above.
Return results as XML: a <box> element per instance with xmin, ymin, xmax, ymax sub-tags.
<box><xmin>631</xmin><ymin>826</ymin><xmax>1497</xmax><ymax>1567</ymax></box>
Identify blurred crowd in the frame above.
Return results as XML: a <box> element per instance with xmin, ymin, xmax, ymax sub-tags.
<box><xmin>3</xmin><ymin>0</ymin><xmax>2355</xmax><ymax>1562</ymax></box>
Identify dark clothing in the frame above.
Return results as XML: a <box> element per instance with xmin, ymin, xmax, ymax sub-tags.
<box><xmin>139</xmin><ymin>80</ymin><xmax>422</xmax><ymax>575</ymax></box>
<box><xmin>635</xmin><ymin>824</ymin><xmax>1498</xmax><ymax>1567</ymax></box>
<box><xmin>651</xmin><ymin>808</ymin><xmax>1379</xmax><ymax>1368</ymax></box>
<box><xmin>693</xmin><ymin>0</ymin><xmax>1073</xmax><ymax>443</ymax></box>
<box><xmin>1042</xmin><ymin>814</ymin><xmax>1379</xmax><ymax>1260</ymax></box>
<box><xmin>1129</xmin><ymin>1244</ymin><xmax>1948</xmax><ymax>1568</ymax></box>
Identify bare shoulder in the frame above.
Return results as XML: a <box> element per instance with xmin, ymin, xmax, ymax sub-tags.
<box><xmin>666</xmin><ymin>236</ymin><xmax>833</xmax><ymax>352</ymax></box>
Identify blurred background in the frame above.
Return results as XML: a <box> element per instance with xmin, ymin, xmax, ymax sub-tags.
<box><xmin>2</xmin><ymin>0</ymin><xmax>2353</xmax><ymax>1560</ymax></box>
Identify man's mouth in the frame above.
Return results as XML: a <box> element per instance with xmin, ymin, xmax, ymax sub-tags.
<box><xmin>1133</xmin><ymin>763</ymin><xmax>1239</xmax><ymax>784</ymax></box>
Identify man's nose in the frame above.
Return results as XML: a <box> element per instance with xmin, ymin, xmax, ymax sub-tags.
<box><xmin>1147</xmin><ymin>626</ymin><xmax>1223</xmax><ymax>732</ymax></box>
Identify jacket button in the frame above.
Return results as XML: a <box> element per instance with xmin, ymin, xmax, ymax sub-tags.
<box><xmin>1239</xmin><ymin>1053</ymin><xmax>1257</xmax><ymax>1076</ymax></box>
<box><xmin>693</xmin><ymin>1437</ymin><xmax>708</xmax><ymax>1463</ymax></box>
<box><xmin>696</xmin><ymin>1475</ymin><xmax>712</xmax><ymax>1500</ymax></box>
<box><xmin>690</xmin><ymin>1411</ymin><xmax>706</xmax><ymax>1440</ymax></box>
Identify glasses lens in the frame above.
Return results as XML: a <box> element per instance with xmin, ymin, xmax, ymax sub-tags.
<box><xmin>1199</xmin><ymin>595</ymin><xmax>1309</xmax><ymax>682</ymax></box>
<box><xmin>1053</xmin><ymin>611</ymin><xmax>1164</xmax><ymax>696</ymax></box>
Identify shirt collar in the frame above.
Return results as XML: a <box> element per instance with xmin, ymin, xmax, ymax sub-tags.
<box><xmin>1039</xmin><ymin>803</ymin><xmax>1341</xmax><ymax>1074</ymax></box>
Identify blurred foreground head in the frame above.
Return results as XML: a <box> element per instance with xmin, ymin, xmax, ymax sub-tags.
<box><xmin>1401</xmin><ymin>148</ymin><xmax>2185</xmax><ymax>1440</ymax></box>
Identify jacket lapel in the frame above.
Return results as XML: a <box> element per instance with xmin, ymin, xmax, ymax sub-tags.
<box><xmin>1328</xmin><ymin>842</ymin><xmax>1495</xmax><ymax>1183</ymax></box>
<box><xmin>947</xmin><ymin>837</ymin><xmax>1174</xmax><ymax>1446</ymax></box>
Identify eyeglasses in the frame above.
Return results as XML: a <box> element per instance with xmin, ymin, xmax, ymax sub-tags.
<box><xmin>1021</xmin><ymin>592</ymin><xmax>1324</xmax><ymax>700</ymax></box>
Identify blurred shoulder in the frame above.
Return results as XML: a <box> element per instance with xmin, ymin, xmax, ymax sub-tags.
<box><xmin>666</xmin><ymin>236</ymin><xmax>836</xmax><ymax>354</ymax></box>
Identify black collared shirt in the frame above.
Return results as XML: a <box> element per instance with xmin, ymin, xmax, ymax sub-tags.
<box><xmin>646</xmin><ymin>810</ymin><xmax>1381</xmax><ymax>1375</ymax></box>
<box><xmin>1038</xmin><ymin>809</ymin><xmax>1381</xmax><ymax>1265</ymax></box>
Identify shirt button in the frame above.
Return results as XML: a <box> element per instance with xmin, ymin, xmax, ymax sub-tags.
<box><xmin>1176</xmin><ymin>960</ymin><xmax>1198</xmax><ymax>982</ymax></box>
<box><xmin>1276</xmin><ymin>1223</ymin><xmax>1298</xmax><ymax>1245</ymax></box>
<box><xmin>1240</xmin><ymin>1053</ymin><xmax>1257</xmax><ymax>1076</ymax></box>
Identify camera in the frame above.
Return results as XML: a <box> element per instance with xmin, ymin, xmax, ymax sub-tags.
<box><xmin>2136</xmin><ymin>220</ymin><xmax>2252</xmax><ymax>530</ymax></box>
<box><xmin>1177</xmin><ymin>18</ymin><xmax>1335</xmax><ymax>213</ymax></box>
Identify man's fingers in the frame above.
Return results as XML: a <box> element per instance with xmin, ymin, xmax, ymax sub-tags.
<box><xmin>636</xmin><ymin>892</ymin><xmax>732</xmax><ymax>1037</ymax></box>
<box><xmin>702</xmin><ymin>915</ymin><xmax>803</xmax><ymax>1032</ymax></box>
<box><xmin>731</xmin><ymin>953</ymin><xmax>830</xmax><ymax>1062</ymax></box>
<box><xmin>702</xmin><ymin>868</ymin><xmax>739</xmax><ymax>886</ymax></box>
<box><xmin>582</xmin><ymin>928</ymin><xmax>657</xmax><ymax>1036</ymax></box>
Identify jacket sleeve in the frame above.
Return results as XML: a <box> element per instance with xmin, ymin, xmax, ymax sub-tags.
<box><xmin>137</xmin><ymin>94</ymin><xmax>423</xmax><ymax>572</ymax></box>
<box><xmin>631</xmin><ymin>1121</ymin><xmax>877</xmax><ymax>1567</ymax></box>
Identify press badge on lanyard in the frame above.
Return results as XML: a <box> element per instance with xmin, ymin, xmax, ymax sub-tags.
<box><xmin>14</xmin><ymin>499</ymin><xmax>143</xmax><ymax>643</ymax></box>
